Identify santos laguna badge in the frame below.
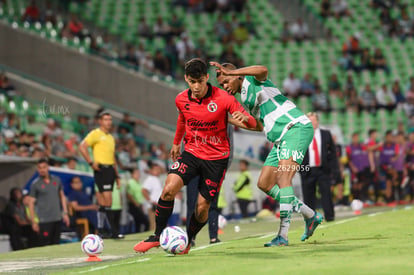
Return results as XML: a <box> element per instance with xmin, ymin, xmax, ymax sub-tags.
<box><xmin>207</xmin><ymin>101</ymin><xmax>217</xmax><ymax>112</ymax></box>
<box><xmin>170</xmin><ymin>161</ymin><xmax>180</xmax><ymax>170</ymax></box>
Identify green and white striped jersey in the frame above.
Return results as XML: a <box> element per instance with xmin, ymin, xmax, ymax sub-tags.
<box><xmin>240</xmin><ymin>76</ymin><xmax>311</xmax><ymax>142</ymax></box>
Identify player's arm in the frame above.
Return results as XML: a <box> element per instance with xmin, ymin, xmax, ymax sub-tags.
<box><xmin>59</xmin><ymin>189</ymin><xmax>70</xmax><ymax>226</ymax></box>
<box><xmin>70</xmin><ymin>200</ymin><xmax>98</xmax><ymax>211</ymax></box>
<box><xmin>27</xmin><ymin>195</ymin><xmax>39</xmax><ymax>232</ymax></box>
<box><xmin>210</xmin><ymin>61</ymin><xmax>268</xmax><ymax>81</ymax></box>
<box><xmin>171</xmin><ymin>103</ymin><xmax>185</xmax><ymax>161</ymax></box>
<box><xmin>229</xmin><ymin>116</ymin><xmax>263</xmax><ymax>131</ymax></box>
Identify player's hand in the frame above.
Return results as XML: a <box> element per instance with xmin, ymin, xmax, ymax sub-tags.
<box><xmin>63</xmin><ymin>214</ymin><xmax>70</xmax><ymax>227</ymax></box>
<box><xmin>32</xmin><ymin>222</ymin><xmax>39</xmax><ymax>233</ymax></box>
<box><xmin>91</xmin><ymin>204</ymin><xmax>99</xmax><ymax>211</ymax></box>
<box><xmin>170</xmin><ymin>144</ymin><xmax>181</xmax><ymax>161</ymax></box>
<box><xmin>116</xmin><ymin>178</ymin><xmax>121</xmax><ymax>189</ymax></box>
<box><xmin>91</xmin><ymin>162</ymin><xmax>100</xmax><ymax>171</ymax></box>
<box><xmin>232</xmin><ymin>111</ymin><xmax>249</xmax><ymax>123</ymax></box>
<box><xmin>210</xmin><ymin>61</ymin><xmax>232</xmax><ymax>76</ymax></box>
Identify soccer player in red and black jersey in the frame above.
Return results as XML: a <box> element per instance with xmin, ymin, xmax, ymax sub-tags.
<box><xmin>133</xmin><ymin>58</ymin><xmax>258</xmax><ymax>254</ymax></box>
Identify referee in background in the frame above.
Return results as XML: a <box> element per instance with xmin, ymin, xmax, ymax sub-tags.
<box><xmin>79</xmin><ymin>110</ymin><xmax>123</xmax><ymax>239</ymax></box>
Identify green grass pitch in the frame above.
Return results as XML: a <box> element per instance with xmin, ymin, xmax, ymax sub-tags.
<box><xmin>1</xmin><ymin>206</ymin><xmax>413</xmax><ymax>274</ymax></box>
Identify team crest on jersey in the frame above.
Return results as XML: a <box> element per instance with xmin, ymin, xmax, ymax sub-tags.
<box><xmin>170</xmin><ymin>161</ymin><xmax>180</xmax><ymax>170</ymax></box>
<box><xmin>207</xmin><ymin>102</ymin><xmax>218</xmax><ymax>112</ymax></box>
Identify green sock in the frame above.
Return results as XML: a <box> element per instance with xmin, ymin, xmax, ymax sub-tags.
<box><xmin>266</xmin><ymin>185</ymin><xmax>281</xmax><ymax>201</ymax></box>
<box><xmin>279</xmin><ymin>186</ymin><xmax>295</xmax><ymax>218</ymax></box>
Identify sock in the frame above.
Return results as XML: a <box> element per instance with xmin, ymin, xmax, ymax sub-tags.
<box><xmin>278</xmin><ymin>187</ymin><xmax>295</xmax><ymax>240</ymax></box>
<box><xmin>266</xmin><ymin>185</ymin><xmax>281</xmax><ymax>201</ymax></box>
<box><xmin>97</xmin><ymin>206</ymin><xmax>107</xmax><ymax>231</ymax></box>
<box><xmin>187</xmin><ymin>213</ymin><xmax>207</xmax><ymax>244</ymax></box>
<box><xmin>154</xmin><ymin>199</ymin><xmax>174</xmax><ymax>237</ymax></box>
<box><xmin>293</xmin><ymin>197</ymin><xmax>315</xmax><ymax>219</ymax></box>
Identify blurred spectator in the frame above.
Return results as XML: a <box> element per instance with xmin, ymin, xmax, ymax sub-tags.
<box><xmin>100</xmin><ymin>34</ymin><xmax>115</xmax><ymax>57</ymax></box>
<box><xmin>5</xmin><ymin>188</ymin><xmax>36</xmax><ymax>250</ymax></box>
<box><xmin>64</xmin><ymin>134</ymin><xmax>79</xmax><ymax>157</ymax></box>
<box><xmin>217</xmin><ymin>0</ymin><xmax>230</xmax><ymax>12</ymax></box>
<box><xmin>140</xmin><ymin>52</ymin><xmax>155</xmax><ymax>73</ymax></box>
<box><xmin>233</xmin><ymin>23</ymin><xmax>249</xmax><ymax>45</ymax></box>
<box><xmin>215</xmin><ymin>15</ymin><xmax>227</xmax><ymax>42</ymax></box>
<box><xmin>392</xmin><ymin>80</ymin><xmax>405</xmax><ymax>108</ymax></box>
<box><xmin>68</xmin><ymin>176</ymin><xmax>99</xmax><ymax>233</ymax></box>
<box><xmin>259</xmin><ymin>142</ymin><xmax>272</xmax><ymax>162</ymax></box>
<box><xmin>290</xmin><ymin>18</ymin><xmax>309</xmax><ymax>43</ymax></box>
<box><xmin>43</xmin><ymin>119</ymin><xmax>62</xmax><ymax>137</ymax></box>
<box><xmin>64</xmin><ymin>156</ymin><xmax>77</xmax><ymax>170</ymax></box>
<box><xmin>280</xmin><ymin>21</ymin><xmax>291</xmax><ymax>45</ymax></box>
<box><xmin>405</xmin><ymin>77</ymin><xmax>414</xmax><ymax>100</ymax></box>
<box><xmin>359</xmin><ymin>48</ymin><xmax>374</xmax><ymax>72</ymax></box>
<box><xmin>379</xmin><ymin>8</ymin><xmax>392</xmax><ymax>32</ymax></box>
<box><xmin>283</xmin><ymin>72</ymin><xmax>301</xmax><ymax>98</ymax></box>
<box><xmin>332</xmin><ymin>0</ymin><xmax>351</xmax><ymax>19</ymax></box>
<box><xmin>0</xmin><ymin>76</ymin><xmax>16</xmax><ymax>96</ymax></box>
<box><xmin>169</xmin><ymin>14</ymin><xmax>184</xmax><ymax>37</ymax></box>
<box><xmin>135</xmin><ymin>43</ymin><xmax>146</xmax><ymax>65</ymax></box>
<box><xmin>153</xmin><ymin>50</ymin><xmax>170</xmax><ymax>76</ymax></box>
<box><xmin>372</xmin><ymin>48</ymin><xmax>389</xmax><ymax>73</ymax></box>
<box><xmin>142</xmin><ymin>162</ymin><xmax>163</xmax><ymax>231</ymax></box>
<box><xmin>344</xmin><ymin>73</ymin><xmax>355</xmax><ymax>95</ymax></box>
<box><xmin>28</xmin><ymin>159</ymin><xmax>70</xmax><ymax>246</ymax></box>
<box><xmin>398</xmin><ymin>10</ymin><xmax>413</xmax><ymax>40</ymax></box>
<box><xmin>379</xmin><ymin>130</ymin><xmax>398</xmax><ymax>203</ymax></box>
<box><xmin>43</xmin><ymin>0</ymin><xmax>57</xmax><ymax>26</ymax></box>
<box><xmin>342</xmin><ymin>33</ymin><xmax>361</xmax><ymax>55</ymax></box>
<box><xmin>137</xmin><ymin>17</ymin><xmax>153</xmax><ymax>39</ymax></box>
<box><xmin>68</xmin><ymin>15</ymin><xmax>86</xmax><ymax>40</ymax></box>
<box><xmin>300</xmin><ymin>73</ymin><xmax>315</xmax><ymax>97</ymax></box>
<box><xmin>337</xmin><ymin>52</ymin><xmax>356</xmax><ymax>71</ymax></box>
<box><xmin>219</xmin><ymin>45</ymin><xmax>241</xmax><ymax>66</ymax></box>
<box><xmin>244</xmin><ymin>14</ymin><xmax>257</xmax><ymax>37</ymax></box>
<box><xmin>153</xmin><ymin>16</ymin><xmax>171</xmax><ymax>39</ymax></box>
<box><xmin>312</xmin><ymin>86</ymin><xmax>331</xmax><ymax>112</ymax></box>
<box><xmin>320</xmin><ymin>0</ymin><xmax>332</xmax><ymax>18</ymax></box>
<box><xmin>123</xmin><ymin>44</ymin><xmax>139</xmax><ymax>68</ymax></box>
<box><xmin>176</xmin><ymin>32</ymin><xmax>195</xmax><ymax>67</ymax></box>
<box><xmin>328</xmin><ymin>73</ymin><xmax>342</xmax><ymax>95</ymax></box>
<box><xmin>233</xmin><ymin>159</ymin><xmax>252</xmax><ymax>218</ymax></box>
<box><xmin>376</xmin><ymin>84</ymin><xmax>396</xmax><ymax>111</ymax></box>
<box><xmin>51</xmin><ymin>134</ymin><xmax>66</xmax><ymax>157</ymax></box>
<box><xmin>127</xmin><ymin>168</ymin><xmax>149</xmax><ymax>233</ymax></box>
<box><xmin>204</xmin><ymin>0</ymin><xmax>217</xmax><ymax>13</ymax></box>
<box><xmin>359</xmin><ymin>84</ymin><xmax>378</xmax><ymax>113</ymax></box>
<box><xmin>388</xmin><ymin>19</ymin><xmax>400</xmax><ymax>37</ymax></box>
<box><xmin>231</xmin><ymin>0</ymin><xmax>246</xmax><ymax>12</ymax></box>
<box><xmin>22</xmin><ymin>0</ymin><xmax>40</xmax><ymax>23</ymax></box>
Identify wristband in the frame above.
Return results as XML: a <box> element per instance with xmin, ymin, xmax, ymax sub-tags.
<box><xmin>88</xmin><ymin>162</ymin><xmax>93</xmax><ymax>166</ymax></box>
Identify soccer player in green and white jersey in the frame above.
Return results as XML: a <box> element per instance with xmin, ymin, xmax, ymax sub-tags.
<box><xmin>210</xmin><ymin>61</ymin><xmax>323</xmax><ymax>246</ymax></box>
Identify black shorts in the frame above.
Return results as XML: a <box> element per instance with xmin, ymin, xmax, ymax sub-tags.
<box><xmin>169</xmin><ymin>151</ymin><xmax>229</xmax><ymax>202</ymax></box>
<box><xmin>94</xmin><ymin>165</ymin><xmax>116</xmax><ymax>192</ymax></box>
<box><xmin>356</xmin><ymin>168</ymin><xmax>371</xmax><ymax>183</ymax></box>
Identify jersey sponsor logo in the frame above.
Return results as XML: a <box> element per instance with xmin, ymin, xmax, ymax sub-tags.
<box><xmin>207</xmin><ymin>102</ymin><xmax>218</xmax><ymax>112</ymax></box>
<box><xmin>170</xmin><ymin>161</ymin><xmax>180</xmax><ymax>170</ymax></box>
<box><xmin>187</xmin><ymin>118</ymin><xmax>218</xmax><ymax>127</ymax></box>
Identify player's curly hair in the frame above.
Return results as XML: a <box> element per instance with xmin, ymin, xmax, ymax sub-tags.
<box><xmin>184</xmin><ymin>58</ymin><xmax>208</xmax><ymax>79</ymax></box>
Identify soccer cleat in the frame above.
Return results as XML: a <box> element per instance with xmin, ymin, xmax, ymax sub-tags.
<box><xmin>133</xmin><ymin>235</ymin><xmax>160</xmax><ymax>253</ymax></box>
<box><xmin>264</xmin><ymin>235</ymin><xmax>288</xmax><ymax>247</ymax></box>
<box><xmin>179</xmin><ymin>244</ymin><xmax>191</xmax><ymax>255</ymax></box>
<box><xmin>210</xmin><ymin>238</ymin><xmax>221</xmax><ymax>244</ymax></box>
<box><xmin>301</xmin><ymin>212</ymin><xmax>323</xmax><ymax>241</ymax></box>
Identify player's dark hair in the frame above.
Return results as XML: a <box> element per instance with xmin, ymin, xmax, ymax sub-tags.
<box><xmin>216</xmin><ymin>63</ymin><xmax>237</xmax><ymax>78</ymax></box>
<box><xmin>352</xmin><ymin>132</ymin><xmax>359</xmax><ymax>137</ymax></box>
<box><xmin>385</xmin><ymin>130</ymin><xmax>393</xmax><ymax>136</ymax></box>
<box><xmin>185</xmin><ymin>58</ymin><xmax>208</xmax><ymax>79</ymax></box>
<box><xmin>37</xmin><ymin>158</ymin><xmax>48</xmax><ymax>165</ymax></box>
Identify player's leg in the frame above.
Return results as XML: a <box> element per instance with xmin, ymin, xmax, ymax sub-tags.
<box><xmin>133</xmin><ymin>174</ymin><xmax>184</xmax><ymax>252</ymax></box>
<box><xmin>208</xmin><ymin>197</ymin><xmax>220</xmax><ymax>243</ymax></box>
<box><xmin>186</xmin><ymin>176</ymin><xmax>199</xmax><ymax>245</ymax></box>
<box><xmin>187</xmin><ymin>193</ymin><xmax>211</xmax><ymax>246</ymax></box>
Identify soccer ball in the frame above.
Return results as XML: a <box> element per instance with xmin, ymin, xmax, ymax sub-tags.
<box><xmin>351</xmin><ymin>199</ymin><xmax>363</xmax><ymax>212</ymax></box>
<box><xmin>218</xmin><ymin>214</ymin><xmax>227</xmax><ymax>229</ymax></box>
<box><xmin>160</xmin><ymin>226</ymin><xmax>188</xmax><ymax>254</ymax></box>
<box><xmin>81</xmin><ymin>234</ymin><xmax>104</xmax><ymax>256</ymax></box>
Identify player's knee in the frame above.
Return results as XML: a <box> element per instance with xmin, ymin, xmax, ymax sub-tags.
<box><xmin>161</xmin><ymin>185</ymin><xmax>177</xmax><ymax>201</ymax></box>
